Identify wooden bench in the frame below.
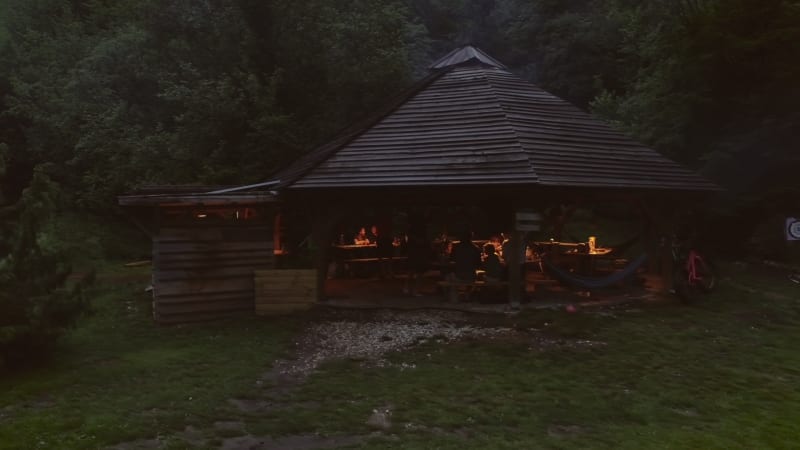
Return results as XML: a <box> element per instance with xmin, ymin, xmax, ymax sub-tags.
<box><xmin>341</xmin><ymin>256</ymin><xmax>408</xmax><ymax>264</ymax></box>
<box><xmin>339</xmin><ymin>256</ymin><xmax>408</xmax><ymax>278</ymax></box>
<box><xmin>437</xmin><ymin>279</ymin><xmax>509</xmax><ymax>302</ymax></box>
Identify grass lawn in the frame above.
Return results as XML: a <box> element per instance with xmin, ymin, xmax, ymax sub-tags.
<box><xmin>1</xmin><ymin>262</ymin><xmax>799</xmax><ymax>449</ymax></box>
<box><xmin>0</xmin><ymin>265</ymin><xmax>303</xmax><ymax>449</ymax></box>
<box><xmin>0</xmin><ymin>1</ymin><xmax>7</xmax><ymax>48</ymax></box>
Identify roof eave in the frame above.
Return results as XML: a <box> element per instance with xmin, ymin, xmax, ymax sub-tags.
<box><xmin>117</xmin><ymin>192</ymin><xmax>279</xmax><ymax>207</ymax></box>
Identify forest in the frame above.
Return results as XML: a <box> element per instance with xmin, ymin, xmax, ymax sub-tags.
<box><xmin>1</xmin><ymin>0</ymin><xmax>799</xmax><ymax>359</ymax></box>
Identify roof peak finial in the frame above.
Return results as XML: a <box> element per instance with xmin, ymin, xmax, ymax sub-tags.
<box><xmin>428</xmin><ymin>45</ymin><xmax>506</xmax><ymax>71</ymax></box>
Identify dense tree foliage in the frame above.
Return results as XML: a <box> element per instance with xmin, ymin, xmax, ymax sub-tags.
<box><xmin>0</xmin><ymin>144</ymin><xmax>90</xmax><ymax>368</ymax></box>
<box><xmin>0</xmin><ymin>0</ymin><xmax>421</xmax><ymax>208</ymax></box>
<box><xmin>1</xmin><ymin>0</ymin><xmax>797</xmax><ymax>205</ymax></box>
<box><xmin>0</xmin><ymin>0</ymin><xmax>424</xmax><ymax>365</ymax></box>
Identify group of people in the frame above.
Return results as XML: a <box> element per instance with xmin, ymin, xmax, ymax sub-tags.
<box><xmin>335</xmin><ymin>218</ymin><xmax>533</xmax><ymax>297</ymax></box>
<box><xmin>347</xmin><ymin>224</ymin><xmax>396</xmax><ymax>279</ymax></box>
<box><xmin>401</xmin><ymin>231</ymin><xmax>525</xmax><ymax>296</ymax></box>
<box><xmin>448</xmin><ymin>232</ymin><xmax>520</xmax><ymax>284</ymax></box>
<box><xmin>352</xmin><ymin>226</ymin><xmax>377</xmax><ymax>245</ymax></box>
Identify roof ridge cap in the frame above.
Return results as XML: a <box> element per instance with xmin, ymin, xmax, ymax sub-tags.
<box><xmin>428</xmin><ymin>45</ymin><xmax>507</xmax><ymax>71</ymax></box>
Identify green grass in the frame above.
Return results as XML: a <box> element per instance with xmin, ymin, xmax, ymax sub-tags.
<box><xmin>0</xmin><ymin>265</ymin><xmax>302</xmax><ymax>449</ymax></box>
<box><xmin>294</xmin><ymin>311</ymin><xmax>800</xmax><ymax>448</ymax></box>
<box><xmin>0</xmin><ymin>0</ymin><xmax>7</xmax><ymax>49</ymax></box>
<box><xmin>2</xmin><ymin>263</ymin><xmax>800</xmax><ymax>449</ymax></box>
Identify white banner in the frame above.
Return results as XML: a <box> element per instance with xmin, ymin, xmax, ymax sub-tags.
<box><xmin>787</xmin><ymin>217</ymin><xmax>800</xmax><ymax>241</ymax></box>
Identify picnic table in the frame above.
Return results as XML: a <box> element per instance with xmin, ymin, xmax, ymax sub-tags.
<box><xmin>533</xmin><ymin>241</ymin><xmax>614</xmax><ymax>275</ymax></box>
<box><xmin>331</xmin><ymin>244</ymin><xmax>406</xmax><ymax>278</ymax></box>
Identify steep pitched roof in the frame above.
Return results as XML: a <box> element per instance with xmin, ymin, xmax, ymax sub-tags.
<box><xmin>428</xmin><ymin>45</ymin><xmax>506</xmax><ymax>70</ymax></box>
<box><xmin>274</xmin><ymin>46</ymin><xmax>718</xmax><ymax>192</ymax></box>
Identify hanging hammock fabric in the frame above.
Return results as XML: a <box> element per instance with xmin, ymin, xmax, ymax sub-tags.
<box><xmin>542</xmin><ymin>254</ymin><xmax>648</xmax><ymax>290</ymax></box>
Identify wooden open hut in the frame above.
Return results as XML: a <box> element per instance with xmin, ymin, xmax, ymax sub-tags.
<box><xmin>121</xmin><ymin>46</ymin><xmax>718</xmax><ymax>322</ymax></box>
<box><xmin>119</xmin><ymin>185</ymin><xmax>280</xmax><ymax>323</ymax></box>
<box><xmin>270</xmin><ymin>46</ymin><xmax>719</xmax><ymax>305</ymax></box>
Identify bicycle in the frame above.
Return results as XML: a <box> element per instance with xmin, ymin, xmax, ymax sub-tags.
<box><xmin>671</xmin><ymin>234</ymin><xmax>716</xmax><ymax>303</ymax></box>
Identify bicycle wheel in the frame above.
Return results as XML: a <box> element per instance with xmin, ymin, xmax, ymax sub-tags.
<box><xmin>695</xmin><ymin>257</ymin><xmax>716</xmax><ymax>293</ymax></box>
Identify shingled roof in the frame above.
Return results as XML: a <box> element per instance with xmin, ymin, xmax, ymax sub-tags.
<box><xmin>274</xmin><ymin>46</ymin><xmax>717</xmax><ymax>192</ymax></box>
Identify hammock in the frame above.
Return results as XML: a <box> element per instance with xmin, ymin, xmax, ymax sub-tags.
<box><xmin>542</xmin><ymin>254</ymin><xmax>648</xmax><ymax>290</ymax></box>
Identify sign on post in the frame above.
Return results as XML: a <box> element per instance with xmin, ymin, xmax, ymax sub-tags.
<box><xmin>515</xmin><ymin>210</ymin><xmax>542</xmax><ymax>231</ymax></box>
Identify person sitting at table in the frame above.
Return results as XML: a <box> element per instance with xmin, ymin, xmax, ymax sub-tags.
<box><xmin>450</xmin><ymin>231</ymin><xmax>481</xmax><ymax>282</ymax></box>
<box><xmin>488</xmin><ymin>234</ymin><xmax>504</xmax><ymax>259</ymax></box>
<box><xmin>354</xmin><ymin>227</ymin><xmax>371</xmax><ymax>245</ymax></box>
<box><xmin>367</xmin><ymin>225</ymin><xmax>379</xmax><ymax>243</ymax></box>
<box><xmin>483</xmin><ymin>243</ymin><xmax>505</xmax><ymax>282</ymax></box>
<box><xmin>444</xmin><ymin>231</ymin><xmax>481</xmax><ymax>302</ymax></box>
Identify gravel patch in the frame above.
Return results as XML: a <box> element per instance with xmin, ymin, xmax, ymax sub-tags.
<box><xmin>271</xmin><ymin>310</ymin><xmax>516</xmax><ymax>378</ymax></box>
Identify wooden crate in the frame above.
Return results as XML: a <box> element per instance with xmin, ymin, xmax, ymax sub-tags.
<box><xmin>254</xmin><ymin>269</ymin><xmax>316</xmax><ymax>315</ymax></box>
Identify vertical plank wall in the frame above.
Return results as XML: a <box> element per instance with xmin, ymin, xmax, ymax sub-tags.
<box><xmin>152</xmin><ymin>225</ymin><xmax>274</xmax><ymax>323</ymax></box>
<box><xmin>254</xmin><ymin>269</ymin><xmax>317</xmax><ymax>315</ymax></box>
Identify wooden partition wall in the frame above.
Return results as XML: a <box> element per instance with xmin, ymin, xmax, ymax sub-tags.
<box><xmin>152</xmin><ymin>224</ymin><xmax>274</xmax><ymax>323</ymax></box>
<box><xmin>254</xmin><ymin>269</ymin><xmax>316</xmax><ymax>315</ymax></box>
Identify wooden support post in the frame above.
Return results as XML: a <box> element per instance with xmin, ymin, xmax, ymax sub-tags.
<box><xmin>507</xmin><ymin>230</ymin><xmax>523</xmax><ymax>309</ymax></box>
<box><xmin>273</xmin><ymin>212</ymin><xmax>283</xmax><ymax>260</ymax></box>
<box><xmin>639</xmin><ymin>197</ymin><xmax>677</xmax><ymax>291</ymax></box>
<box><xmin>508</xmin><ymin>206</ymin><xmax>542</xmax><ymax>309</ymax></box>
<box><xmin>642</xmin><ymin>210</ymin><xmax>659</xmax><ymax>275</ymax></box>
<box><xmin>309</xmin><ymin>204</ymin><xmax>347</xmax><ymax>303</ymax></box>
<box><xmin>660</xmin><ymin>203</ymin><xmax>680</xmax><ymax>289</ymax></box>
<box><xmin>311</xmin><ymin>213</ymin><xmax>330</xmax><ymax>303</ymax></box>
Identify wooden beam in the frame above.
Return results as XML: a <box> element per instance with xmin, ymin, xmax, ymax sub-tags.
<box><xmin>309</xmin><ymin>205</ymin><xmax>347</xmax><ymax>302</ymax></box>
<box><xmin>507</xmin><ymin>222</ymin><xmax>523</xmax><ymax>309</ymax></box>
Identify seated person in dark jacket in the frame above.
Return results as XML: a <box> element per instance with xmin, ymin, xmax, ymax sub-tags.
<box><xmin>450</xmin><ymin>232</ymin><xmax>481</xmax><ymax>282</ymax></box>
<box><xmin>483</xmin><ymin>243</ymin><xmax>505</xmax><ymax>281</ymax></box>
<box><xmin>367</xmin><ymin>225</ymin><xmax>379</xmax><ymax>244</ymax></box>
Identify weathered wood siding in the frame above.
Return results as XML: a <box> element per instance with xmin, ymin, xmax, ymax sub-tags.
<box><xmin>254</xmin><ymin>269</ymin><xmax>316</xmax><ymax>315</ymax></box>
<box><xmin>153</xmin><ymin>226</ymin><xmax>273</xmax><ymax>323</ymax></box>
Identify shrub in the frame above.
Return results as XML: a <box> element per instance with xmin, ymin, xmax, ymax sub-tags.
<box><xmin>0</xmin><ymin>166</ymin><xmax>91</xmax><ymax>368</ymax></box>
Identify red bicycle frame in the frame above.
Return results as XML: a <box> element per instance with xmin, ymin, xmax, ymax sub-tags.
<box><xmin>671</xmin><ymin>233</ymin><xmax>715</xmax><ymax>299</ymax></box>
<box><xmin>685</xmin><ymin>249</ymin><xmax>707</xmax><ymax>287</ymax></box>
